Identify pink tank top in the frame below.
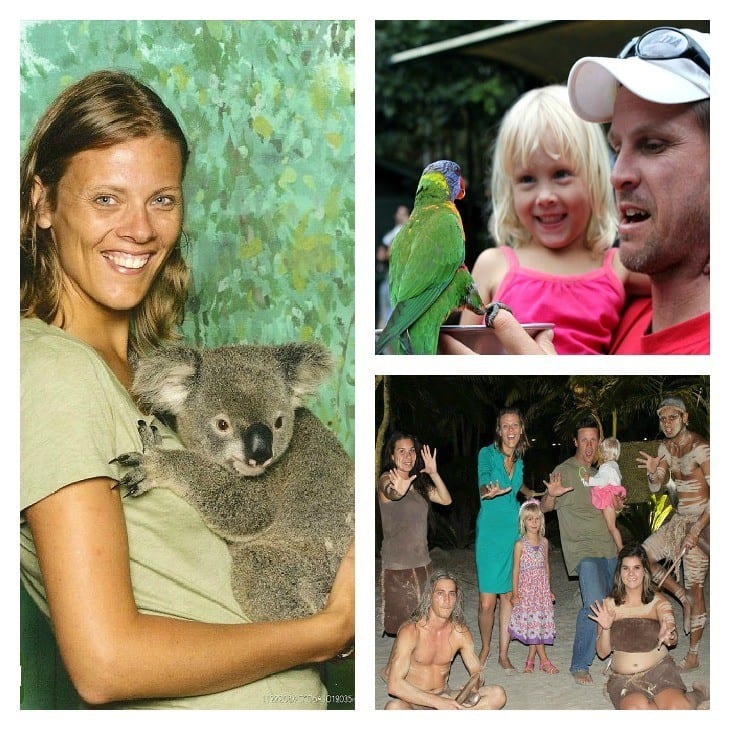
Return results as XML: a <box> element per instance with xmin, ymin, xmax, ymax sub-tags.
<box><xmin>490</xmin><ymin>247</ymin><xmax>625</xmax><ymax>354</ymax></box>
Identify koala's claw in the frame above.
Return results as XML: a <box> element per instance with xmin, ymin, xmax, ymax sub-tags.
<box><xmin>110</xmin><ymin>452</ymin><xmax>149</xmax><ymax>497</ymax></box>
<box><xmin>110</xmin><ymin>451</ymin><xmax>144</xmax><ymax>468</ymax></box>
<box><xmin>484</xmin><ymin>301</ymin><xmax>513</xmax><ymax>328</ymax></box>
<box><xmin>117</xmin><ymin>467</ymin><xmax>150</xmax><ymax>498</ymax></box>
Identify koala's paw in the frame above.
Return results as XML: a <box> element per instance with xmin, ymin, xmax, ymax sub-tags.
<box><xmin>110</xmin><ymin>451</ymin><xmax>151</xmax><ymax>497</ymax></box>
<box><xmin>137</xmin><ymin>419</ymin><xmax>162</xmax><ymax>450</ymax></box>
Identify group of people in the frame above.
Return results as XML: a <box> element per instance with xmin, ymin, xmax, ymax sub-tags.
<box><xmin>378</xmin><ymin>396</ymin><xmax>709</xmax><ymax>710</ymax></box>
<box><xmin>440</xmin><ymin>26</ymin><xmax>710</xmax><ymax>355</ymax></box>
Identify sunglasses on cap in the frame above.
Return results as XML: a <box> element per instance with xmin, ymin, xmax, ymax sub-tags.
<box><xmin>618</xmin><ymin>26</ymin><xmax>710</xmax><ymax>75</ymax></box>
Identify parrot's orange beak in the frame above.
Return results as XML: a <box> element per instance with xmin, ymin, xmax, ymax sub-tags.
<box><xmin>456</xmin><ymin>176</ymin><xmax>466</xmax><ymax>200</ymax></box>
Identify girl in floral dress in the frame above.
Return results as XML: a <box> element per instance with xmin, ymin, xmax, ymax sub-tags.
<box><xmin>508</xmin><ymin>500</ymin><xmax>559</xmax><ymax>673</ymax></box>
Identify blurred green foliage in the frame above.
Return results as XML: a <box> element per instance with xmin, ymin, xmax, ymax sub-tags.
<box><xmin>618</xmin><ymin>493</ymin><xmax>675</xmax><ymax>545</ymax></box>
<box><xmin>21</xmin><ymin>20</ymin><xmax>355</xmax><ymax>454</ymax></box>
<box><xmin>375</xmin><ymin>21</ymin><xmax>530</xmax><ymax>255</ymax></box>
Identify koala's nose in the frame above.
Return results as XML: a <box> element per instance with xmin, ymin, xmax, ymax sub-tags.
<box><xmin>243</xmin><ymin>423</ymin><xmax>273</xmax><ymax>465</ymax></box>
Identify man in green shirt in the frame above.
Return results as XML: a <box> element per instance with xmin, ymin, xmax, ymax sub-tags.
<box><xmin>541</xmin><ymin>420</ymin><xmax>618</xmax><ymax>687</ymax></box>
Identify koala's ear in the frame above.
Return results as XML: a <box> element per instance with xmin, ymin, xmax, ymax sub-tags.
<box><xmin>132</xmin><ymin>346</ymin><xmax>202</xmax><ymax>415</ymax></box>
<box><xmin>274</xmin><ymin>342</ymin><xmax>334</xmax><ymax>405</ymax></box>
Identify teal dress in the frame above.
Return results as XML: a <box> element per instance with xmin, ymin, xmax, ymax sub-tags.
<box><xmin>475</xmin><ymin>443</ymin><xmax>523</xmax><ymax>594</ymax></box>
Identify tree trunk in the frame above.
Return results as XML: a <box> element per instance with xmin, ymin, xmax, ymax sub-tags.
<box><xmin>375</xmin><ymin>375</ymin><xmax>391</xmax><ymax>488</ymax></box>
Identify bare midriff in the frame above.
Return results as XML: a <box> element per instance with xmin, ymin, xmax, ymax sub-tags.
<box><xmin>611</xmin><ymin>646</ymin><xmax>668</xmax><ymax>674</ymax></box>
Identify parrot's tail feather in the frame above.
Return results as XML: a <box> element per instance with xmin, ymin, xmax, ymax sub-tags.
<box><xmin>375</xmin><ymin>300</ymin><xmax>418</xmax><ymax>354</ymax></box>
<box><xmin>375</xmin><ymin>320</ymin><xmax>402</xmax><ymax>354</ymax></box>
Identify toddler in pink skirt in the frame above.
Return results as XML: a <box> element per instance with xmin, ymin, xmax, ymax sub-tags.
<box><xmin>582</xmin><ymin>437</ymin><xmax>626</xmax><ymax>553</ymax></box>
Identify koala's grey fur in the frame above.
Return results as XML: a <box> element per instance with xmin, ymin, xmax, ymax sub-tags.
<box><xmin>114</xmin><ymin>341</ymin><xmax>354</xmax><ymax>622</ymax></box>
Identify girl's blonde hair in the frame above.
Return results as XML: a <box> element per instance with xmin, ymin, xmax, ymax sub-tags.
<box><xmin>600</xmin><ymin>436</ymin><xmax>621</xmax><ymax>462</ymax></box>
<box><xmin>489</xmin><ymin>84</ymin><xmax>617</xmax><ymax>254</ymax></box>
<box><xmin>518</xmin><ymin>499</ymin><xmax>545</xmax><ymax>537</ymax></box>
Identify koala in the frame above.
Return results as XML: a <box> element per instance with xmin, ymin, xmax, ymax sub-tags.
<box><xmin>113</xmin><ymin>341</ymin><xmax>354</xmax><ymax>623</ymax></box>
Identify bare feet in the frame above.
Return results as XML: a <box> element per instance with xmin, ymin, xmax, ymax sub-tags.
<box><xmin>498</xmin><ymin>657</ymin><xmax>516</xmax><ymax>676</ymax></box>
<box><xmin>572</xmin><ymin>670</ymin><xmax>593</xmax><ymax>685</ymax></box>
<box><xmin>478</xmin><ymin>647</ymin><xmax>490</xmax><ymax>667</ymax></box>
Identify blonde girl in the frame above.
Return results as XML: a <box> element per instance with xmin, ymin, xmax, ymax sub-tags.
<box><xmin>582</xmin><ymin>437</ymin><xmax>626</xmax><ymax>553</ymax></box>
<box><xmin>508</xmin><ymin>500</ymin><xmax>558</xmax><ymax>674</ymax></box>
<box><xmin>461</xmin><ymin>84</ymin><xmax>649</xmax><ymax>354</ymax></box>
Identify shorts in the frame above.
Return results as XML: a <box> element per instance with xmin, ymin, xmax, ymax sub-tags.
<box><xmin>606</xmin><ymin>654</ymin><xmax>686</xmax><ymax>708</ymax></box>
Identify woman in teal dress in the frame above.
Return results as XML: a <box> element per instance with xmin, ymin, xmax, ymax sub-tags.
<box><xmin>475</xmin><ymin>408</ymin><xmax>537</xmax><ymax>673</ymax></box>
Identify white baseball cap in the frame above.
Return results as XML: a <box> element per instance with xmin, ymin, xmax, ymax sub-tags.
<box><xmin>568</xmin><ymin>27</ymin><xmax>710</xmax><ymax>123</ymax></box>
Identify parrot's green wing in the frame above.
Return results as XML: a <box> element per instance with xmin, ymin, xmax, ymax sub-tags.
<box><xmin>389</xmin><ymin>201</ymin><xmax>465</xmax><ymax>302</ymax></box>
<box><xmin>375</xmin><ymin>196</ymin><xmax>465</xmax><ymax>355</ymax></box>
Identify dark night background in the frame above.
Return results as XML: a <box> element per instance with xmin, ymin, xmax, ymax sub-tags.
<box><xmin>375</xmin><ymin>375</ymin><xmax>709</xmax><ymax>553</ymax></box>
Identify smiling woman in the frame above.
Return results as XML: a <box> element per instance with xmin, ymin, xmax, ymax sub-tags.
<box><xmin>590</xmin><ymin>544</ymin><xmax>708</xmax><ymax>710</ymax></box>
<box><xmin>377</xmin><ymin>431</ymin><xmax>453</xmax><ymax>636</ymax></box>
<box><xmin>20</xmin><ymin>68</ymin><xmax>354</xmax><ymax>710</ymax></box>
<box><xmin>474</xmin><ymin>408</ymin><xmax>538</xmax><ymax>671</ymax></box>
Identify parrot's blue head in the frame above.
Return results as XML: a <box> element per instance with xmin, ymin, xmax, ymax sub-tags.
<box><xmin>422</xmin><ymin>159</ymin><xmax>465</xmax><ymax>202</ymax></box>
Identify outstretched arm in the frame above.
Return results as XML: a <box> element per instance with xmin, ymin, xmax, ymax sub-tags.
<box><xmin>25</xmin><ymin>479</ymin><xmax>354</xmax><ymax>705</ymax></box>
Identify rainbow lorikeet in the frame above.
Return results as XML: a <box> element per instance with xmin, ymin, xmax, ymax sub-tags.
<box><xmin>376</xmin><ymin>160</ymin><xmax>504</xmax><ymax>355</ymax></box>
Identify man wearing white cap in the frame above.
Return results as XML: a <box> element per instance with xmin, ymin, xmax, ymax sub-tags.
<box><xmin>568</xmin><ymin>26</ymin><xmax>710</xmax><ymax>354</ymax></box>
<box><xmin>636</xmin><ymin>397</ymin><xmax>710</xmax><ymax>672</ymax></box>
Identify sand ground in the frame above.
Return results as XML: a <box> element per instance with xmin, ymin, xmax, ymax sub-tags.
<box><xmin>374</xmin><ymin>546</ymin><xmax>710</xmax><ymax>710</ymax></box>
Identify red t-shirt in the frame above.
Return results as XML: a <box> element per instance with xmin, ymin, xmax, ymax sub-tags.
<box><xmin>610</xmin><ymin>297</ymin><xmax>710</xmax><ymax>354</ymax></box>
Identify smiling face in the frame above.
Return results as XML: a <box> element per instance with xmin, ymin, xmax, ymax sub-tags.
<box><xmin>498</xmin><ymin>412</ymin><xmax>523</xmax><ymax>454</ymax></box>
<box><xmin>619</xmin><ymin>556</ymin><xmax>645</xmax><ymax>592</ymax></box>
<box><xmin>524</xmin><ymin>511</ymin><xmax>542</xmax><ymax>535</ymax></box>
<box><xmin>608</xmin><ymin>87</ymin><xmax>709</xmax><ymax>277</ymax></box>
<box><xmin>511</xmin><ymin>141</ymin><xmax>592</xmax><ymax>253</ymax></box>
<box><xmin>392</xmin><ymin>438</ymin><xmax>417</xmax><ymax>475</ymax></box>
<box><xmin>33</xmin><ymin>134</ymin><xmax>184</xmax><ymax>323</ymax></box>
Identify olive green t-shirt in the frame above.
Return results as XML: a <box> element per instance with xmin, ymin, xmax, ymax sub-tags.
<box><xmin>20</xmin><ymin>318</ymin><xmax>324</xmax><ymax>709</ymax></box>
<box><xmin>553</xmin><ymin>456</ymin><xmax>618</xmax><ymax>576</ymax></box>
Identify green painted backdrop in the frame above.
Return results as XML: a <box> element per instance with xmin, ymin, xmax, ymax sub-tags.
<box><xmin>20</xmin><ymin>19</ymin><xmax>355</xmax><ymax>454</ymax></box>
<box><xmin>20</xmin><ymin>19</ymin><xmax>355</xmax><ymax>710</ymax></box>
